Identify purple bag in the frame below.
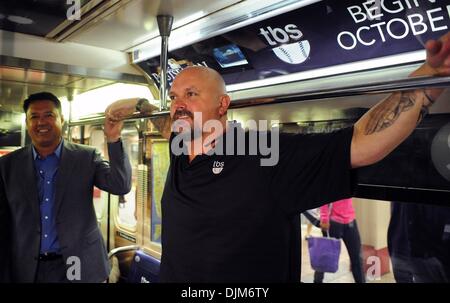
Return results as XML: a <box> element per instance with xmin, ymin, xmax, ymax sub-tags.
<box><xmin>307</xmin><ymin>235</ymin><xmax>341</xmax><ymax>273</ymax></box>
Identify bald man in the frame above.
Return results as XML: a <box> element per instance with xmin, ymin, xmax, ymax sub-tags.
<box><xmin>107</xmin><ymin>32</ymin><xmax>450</xmax><ymax>282</ymax></box>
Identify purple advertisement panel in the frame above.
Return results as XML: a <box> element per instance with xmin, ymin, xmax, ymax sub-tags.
<box><xmin>139</xmin><ymin>0</ymin><xmax>450</xmax><ymax>87</ymax></box>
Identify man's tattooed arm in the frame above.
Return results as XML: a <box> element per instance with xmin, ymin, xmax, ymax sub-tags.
<box><xmin>365</xmin><ymin>89</ymin><xmax>436</xmax><ymax>135</ymax></box>
<box><xmin>149</xmin><ymin>115</ymin><xmax>172</xmax><ymax>140</ymax></box>
<box><xmin>351</xmin><ymin>87</ymin><xmax>441</xmax><ymax>168</ymax></box>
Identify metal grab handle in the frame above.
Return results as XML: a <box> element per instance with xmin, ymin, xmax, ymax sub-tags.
<box><xmin>108</xmin><ymin>245</ymin><xmax>140</xmax><ymax>259</ymax></box>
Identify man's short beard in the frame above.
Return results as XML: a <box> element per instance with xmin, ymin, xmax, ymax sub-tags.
<box><xmin>174</xmin><ymin>124</ymin><xmax>203</xmax><ymax>141</ymax></box>
<box><xmin>172</xmin><ymin>110</ymin><xmax>204</xmax><ymax>141</ymax></box>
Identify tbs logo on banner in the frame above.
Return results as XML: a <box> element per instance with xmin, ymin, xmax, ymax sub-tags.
<box><xmin>259</xmin><ymin>24</ymin><xmax>311</xmax><ymax>65</ymax></box>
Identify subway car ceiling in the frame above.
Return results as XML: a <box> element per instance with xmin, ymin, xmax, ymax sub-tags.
<box><xmin>0</xmin><ymin>0</ymin><xmax>264</xmax><ymax>114</ymax></box>
<box><xmin>1</xmin><ymin>0</ymin><xmax>450</xmax><ymax>204</ymax></box>
<box><xmin>2</xmin><ymin>0</ymin><xmax>450</xmax><ymax>110</ymax></box>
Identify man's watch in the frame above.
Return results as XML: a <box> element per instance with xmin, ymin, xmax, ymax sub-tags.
<box><xmin>135</xmin><ymin>98</ymin><xmax>148</xmax><ymax>113</ymax></box>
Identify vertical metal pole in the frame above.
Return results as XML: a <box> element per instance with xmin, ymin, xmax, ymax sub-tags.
<box><xmin>157</xmin><ymin>15</ymin><xmax>173</xmax><ymax>111</ymax></box>
<box><xmin>21</xmin><ymin>75</ymin><xmax>29</xmax><ymax>147</ymax></box>
<box><xmin>67</xmin><ymin>88</ymin><xmax>74</xmax><ymax>142</ymax></box>
<box><xmin>20</xmin><ymin>113</ymin><xmax>27</xmax><ymax>147</ymax></box>
<box><xmin>160</xmin><ymin>35</ymin><xmax>169</xmax><ymax>110</ymax></box>
<box><xmin>80</xmin><ymin>125</ymin><xmax>85</xmax><ymax>144</ymax></box>
<box><xmin>107</xmin><ymin>193</ymin><xmax>111</xmax><ymax>253</ymax></box>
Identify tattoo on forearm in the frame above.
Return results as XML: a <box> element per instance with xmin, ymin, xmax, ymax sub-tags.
<box><xmin>150</xmin><ymin>116</ymin><xmax>171</xmax><ymax>135</ymax></box>
<box><xmin>364</xmin><ymin>90</ymin><xmax>436</xmax><ymax>135</ymax></box>
<box><xmin>365</xmin><ymin>92</ymin><xmax>414</xmax><ymax>135</ymax></box>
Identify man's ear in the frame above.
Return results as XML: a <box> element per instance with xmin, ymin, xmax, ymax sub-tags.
<box><xmin>218</xmin><ymin>94</ymin><xmax>231</xmax><ymax>116</ymax></box>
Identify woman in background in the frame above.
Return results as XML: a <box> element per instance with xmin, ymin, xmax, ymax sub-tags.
<box><xmin>314</xmin><ymin>198</ymin><xmax>365</xmax><ymax>283</ymax></box>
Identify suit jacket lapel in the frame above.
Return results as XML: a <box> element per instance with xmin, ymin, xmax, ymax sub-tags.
<box><xmin>54</xmin><ymin>141</ymin><xmax>75</xmax><ymax>217</ymax></box>
<box><xmin>22</xmin><ymin>146</ymin><xmax>40</xmax><ymax>225</ymax></box>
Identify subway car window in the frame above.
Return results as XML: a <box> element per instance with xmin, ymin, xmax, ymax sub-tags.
<box><xmin>264</xmin><ymin>93</ymin><xmax>450</xmax><ymax>283</ymax></box>
<box><xmin>148</xmin><ymin>139</ymin><xmax>170</xmax><ymax>244</ymax></box>
<box><xmin>301</xmin><ymin>199</ymin><xmax>450</xmax><ymax>283</ymax></box>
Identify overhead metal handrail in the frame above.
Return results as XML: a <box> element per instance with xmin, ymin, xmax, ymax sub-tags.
<box><xmin>68</xmin><ymin>75</ymin><xmax>450</xmax><ymax>127</ymax></box>
<box><xmin>231</xmin><ymin>75</ymin><xmax>450</xmax><ymax>108</ymax></box>
<box><xmin>68</xmin><ymin>111</ymin><xmax>169</xmax><ymax>126</ymax></box>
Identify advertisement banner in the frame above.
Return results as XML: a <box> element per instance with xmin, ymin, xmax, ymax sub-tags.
<box><xmin>139</xmin><ymin>0</ymin><xmax>450</xmax><ymax>86</ymax></box>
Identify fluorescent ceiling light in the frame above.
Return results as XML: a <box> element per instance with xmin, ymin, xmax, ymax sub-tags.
<box><xmin>173</xmin><ymin>11</ymin><xmax>205</xmax><ymax>28</ymax></box>
<box><xmin>68</xmin><ymin>83</ymin><xmax>154</xmax><ymax>120</ymax></box>
<box><xmin>60</xmin><ymin>97</ymin><xmax>70</xmax><ymax>120</ymax></box>
<box><xmin>7</xmin><ymin>15</ymin><xmax>33</xmax><ymax>25</ymax></box>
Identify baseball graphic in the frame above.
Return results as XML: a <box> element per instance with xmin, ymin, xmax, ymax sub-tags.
<box><xmin>212</xmin><ymin>161</ymin><xmax>224</xmax><ymax>174</ymax></box>
<box><xmin>212</xmin><ymin>167</ymin><xmax>223</xmax><ymax>174</ymax></box>
<box><xmin>272</xmin><ymin>40</ymin><xmax>311</xmax><ymax>64</ymax></box>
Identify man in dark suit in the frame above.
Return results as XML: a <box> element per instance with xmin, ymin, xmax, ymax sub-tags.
<box><xmin>0</xmin><ymin>92</ymin><xmax>132</xmax><ymax>283</ymax></box>
<box><xmin>388</xmin><ymin>202</ymin><xmax>450</xmax><ymax>283</ymax></box>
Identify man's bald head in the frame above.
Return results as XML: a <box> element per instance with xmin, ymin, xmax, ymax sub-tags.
<box><xmin>173</xmin><ymin>66</ymin><xmax>227</xmax><ymax>95</ymax></box>
<box><xmin>169</xmin><ymin>66</ymin><xmax>231</xmax><ymax>136</ymax></box>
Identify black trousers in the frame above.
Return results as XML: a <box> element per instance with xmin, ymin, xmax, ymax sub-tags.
<box><xmin>314</xmin><ymin>220</ymin><xmax>366</xmax><ymax>283</ymax></box>
<box><xmin>391</xmin><ymin>254</ymin><xmax>450</xmax><ymax>283</ymax></box>
<box><xmin>35</xmin><ymin>257</ymin><xmax>68</xmax><ymax>283</ymax></box>
<box><xmin>391</xmin><ymin>254</ymin><xmax>414</xmax><ymax>283</ymax></box>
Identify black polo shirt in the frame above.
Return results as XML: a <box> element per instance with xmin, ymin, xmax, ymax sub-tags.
<box><xmin>160</xmin><ymin>126</ymin><xmax>355</xmax><ymax>282</ymax></box>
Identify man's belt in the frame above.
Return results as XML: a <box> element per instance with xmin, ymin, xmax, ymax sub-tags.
<box><xmin>38</xmin><ymin>252</ymin><xmax>63</xmax><ymax>261</ymax></box>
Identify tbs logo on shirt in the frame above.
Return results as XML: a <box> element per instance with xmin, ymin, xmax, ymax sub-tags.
<box><xmin>212</xmin><ymin>161</ymin><xmax>224</xmax><ymax>175</ymax></box>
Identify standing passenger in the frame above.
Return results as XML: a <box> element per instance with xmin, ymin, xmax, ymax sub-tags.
<box><xmin>314</xmin><ymin>198</ymin><xmax>365</xmax><ymax>283</ymax></box>
<box><xmin>106</xmin><ymin>32</ymin><xmax>450</xmax><ymax>282</ymax></box>
<box><xmin>388</xmin><ymin>202</ymin><xmax>450</xmax><ymax>283</ymax></box>
<box><xmin>0</xmin><ymin>92</ymin><xmax>132</xmax><ymax>283</ymax></box>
